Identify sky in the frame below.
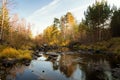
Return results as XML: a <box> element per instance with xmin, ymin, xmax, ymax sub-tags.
<box><xmin>12</xmin><ymin>0</ymin><xmax>120</xmax><ymax>36</ymax></box>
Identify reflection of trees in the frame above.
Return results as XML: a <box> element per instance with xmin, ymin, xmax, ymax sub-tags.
<box><xmin>0</xmin><ymin>64</ymin><xmax>27</xmax><ymax>80</ymax></box>
<box><xmin>59</xmin><ymin>54</ymin><xmax>77</xmax><ymax>77</ymax></box>
<box><xmin>87</xmin><ymin>61</ymin><xmax>111</xmax><ymax>80</ymax></box>
<box><xmin>52</xmin><ymin>61</ymin><xmax>59</xmax><ymax>70</ymax></box>
<box><xmin>10</xmin><ymin>65</ymin><xmax>28</xmax><ymax>76</ymax></box>
<box><xmin>0</xmin><ymin>67</ymin><xmax>11</xmax><ymax>80</ymax></box>
<box><xmin>81</xmin><ymin>58</ymin><xmax>112</xmax><ymax>80</ymax></box>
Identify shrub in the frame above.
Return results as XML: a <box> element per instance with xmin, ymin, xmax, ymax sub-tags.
<box><xmin>18</xmin><ymin>50</ymin><xmax>32</xmax><ymax>60</ymax></box>
<box><xmin>0</xmin><ymin>47</ymin><xmax>20</xmax><ymax>59</ymax></box>
<box><xmin>0</xmin><ymin>47</ymin><xmax>32</xmax><ymax>60</ymax></box>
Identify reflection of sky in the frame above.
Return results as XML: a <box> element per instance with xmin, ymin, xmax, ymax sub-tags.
<box><xmin>71</xmin><ymin>65</ymin><xmax>85</xmax><ymax>80</ymax></box>
<box><xmin>26</xmin><ymin>59</ymin><xmax>85</xmax><ymax>80</ymax></box>
<box><xmin>28</xmin><ymin>60</ymin><xmax>70</xmax><ymax>80</ymax></box>
<box><xmin>37</xmin><ymin>54</ymin><xmax>47</xmax><ymax>61</ymax></box>
<box><xmin>15</xmin><ymin>69</ymin><xmax>39</xmax><ymax>80</ymax></box>
<box><xmin>6</xmin><ymin>54</ymin><xmax>113</xmax><ymax>80</ymax></box>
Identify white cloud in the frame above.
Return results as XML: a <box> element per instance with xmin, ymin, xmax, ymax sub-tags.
<box><xmin>26</xmin><ymin>0</ymin><xmax>120</xmax><ymax>36</ymax></box>
<box><xmin>27</xmin><ymin>0</ymin><xmax>61</xmax><ymax>36</ymax></box>
<box><xmin>26</xmin><ymin>0</ymin><xmax>92</xmax><ymax>36</ymax></box>
<box><xmin>107</xmin><ymin>0</ymin><xmax>120</xmax><ymax>8</ymax></box>
<box><xmin>31</xmin><ymin>0</ymin><xmax>60</xmax><ymax>16</ymax></box>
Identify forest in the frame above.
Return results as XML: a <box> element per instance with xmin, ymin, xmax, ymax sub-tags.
<box><xmin>34</xmin><ymin>1</ymin><xmax>120</xmax><ymax>54</ymax></box>
<box><xmin>0</xmin><ymin>0</ymin><xmax>120</xmax><ymax>60</ymax></box>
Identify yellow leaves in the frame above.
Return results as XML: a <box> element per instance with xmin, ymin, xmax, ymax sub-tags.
<box><xmin>61</xmin><ymin>40</ymin><xmax>70</xmax><ymax>46</ymax></box>
<box><xmin>49</xmin><ymin>39</ymin><xmax>59</xmax><ymax>45</ymax></box>
<box><xmin>43</xmin><ymin>25</ymin><xmax>60</xmax><ymax>45</ymax></box>
<box><xmin>41</xmin><ymin>12</ymin><xmax>79</xmax><ymax>46</ymax></box>
<box><xmin>66</xmin><ymin>12</ymin><xmax>76</xmax><ymax>26</ymax></box>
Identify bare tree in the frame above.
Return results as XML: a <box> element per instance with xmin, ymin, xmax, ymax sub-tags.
<box><xmin>0</xmin><ymin>0</ymin><xmax>6</xmax><ymax>41</ymax></box>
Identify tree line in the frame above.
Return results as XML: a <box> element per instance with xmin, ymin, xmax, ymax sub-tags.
<box><xmin>34</xmin><ymin>0</ymin><xmax>120</xmax><ymax>48</ymax></box>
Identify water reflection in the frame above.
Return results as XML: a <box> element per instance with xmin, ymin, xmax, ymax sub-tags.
<box><xmin>59</xmin><ymin>54</ymin><xmax>84</xmax><ymax>79</ymax></box>
<box><xmin>0</xmin><ymin>64</ymin><xmax>29</xmax><ymax>80</ymax></box>
<box><xmin>84</xmin><ymin>60</ymin><xmax>112</xmax><ymax>80</ymax></box>
<box><xmin>0</xmin><ymin>52</ymin><xmax>120</xmax><ymax>80</ymax></box>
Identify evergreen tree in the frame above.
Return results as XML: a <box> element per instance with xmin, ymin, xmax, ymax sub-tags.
<box><xmin>110</xmin><ymin>9</ymin><xmax>120</xmax><ymax>37</ymax></box>
<box><xmin>84</xmin><ymin>0</ymin><xmax>112</xmax><ymax>41</ymax></box>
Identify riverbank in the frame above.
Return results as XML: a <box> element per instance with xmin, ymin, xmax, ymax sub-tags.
<box><xmin>0</xmin><ymin>47</ymin><xmax>32</xmax><ymax>67</ymax></box>
<box><xmin>0</xmin><ymin>37</ymin><xmax>120</xmax><ymax>67</ymax></box>
<box><xmin>70</xmin><ymin>37</ymin><xmax>120</xmax><ymax>54</ymax></box>
<box><xmin>0</xmin><ymin>52</ymin><xmax>120</xmax><ymax>80</ymax></box>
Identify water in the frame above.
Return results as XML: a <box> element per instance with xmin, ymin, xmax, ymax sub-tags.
<box><xmin>0</xmin><ymin>52</ymin><xmax>120</xmax><ymax>80</ymax></box>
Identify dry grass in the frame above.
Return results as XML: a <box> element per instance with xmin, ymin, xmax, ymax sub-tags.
<box><xmin>18</xmin><ymin>50</ymin><xmax>32</xmax><ymax>60</ymax></box>
<box><xmin>0</xmin><ymin>47</ymin><xmax>20</xmax><ymax>58</ymax></box>
<box><xmin>79</xmin><ymin>37</ymin><xmax>120</xmax><ymax>54</ymax></box>
<box><xmin>0</xmin><ymin>47</ymin><xmax>32</xmax><ymax>60</ymax></box>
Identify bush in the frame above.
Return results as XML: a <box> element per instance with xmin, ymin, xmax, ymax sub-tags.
<box><xmin>0</xmin><ymin>47</ymin><xmax>20</xmax><ymax>58</ymax></box>
<box><xmin>0</xmin><ymin>47</ymin><xmax>32</xmax><ymax>60</ymax></box>
<box><xmin>18</xmin><ymin>50</ymin><xmax>32</xmax><ymax>60</ymax></box>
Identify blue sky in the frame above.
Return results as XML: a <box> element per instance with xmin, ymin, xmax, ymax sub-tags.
<box><xmin>11</xmin><ymin>0</ymin><xmax>120</xmax><ymax>36</ymax></box>
<box><xmin>13</xmin><ymin>0</ymin><xmax>52</xmax><ymax>17</ymax></box>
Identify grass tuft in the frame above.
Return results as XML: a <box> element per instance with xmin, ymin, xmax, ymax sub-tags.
<box><xmin>0</xmin><ymin>47</ymin><xmax>32</xmax><ymax>60</ymax></box>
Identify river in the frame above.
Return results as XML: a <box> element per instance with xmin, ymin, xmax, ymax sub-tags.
<box><xmin>0</xmin><ymin>52</ymin><xmax>120</xmax><ymax>80</ymax></box>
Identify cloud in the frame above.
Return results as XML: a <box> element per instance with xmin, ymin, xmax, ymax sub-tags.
<box><xmin>107</xmin><ymin>0</ymin><xmax>120</xmax><ymax>8</ymax></box>
<box><xmin>27</xmin><ymin>0</ymin><xmax>120</xmax><ymax>36</ymax></box>
<box><xmin>27</xmin><ymin>0</ymin><xmax>60</xmax><ymax>20</ymax></box>
<box><xmin>26</xmin><ymin>0</ymin><xmax>61</xmax><ymax>36</ymax></box>
<box><xmin>26</xmin><ymin>0</ymin><xmax>92</xmax><ymax>36</ymax></box>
